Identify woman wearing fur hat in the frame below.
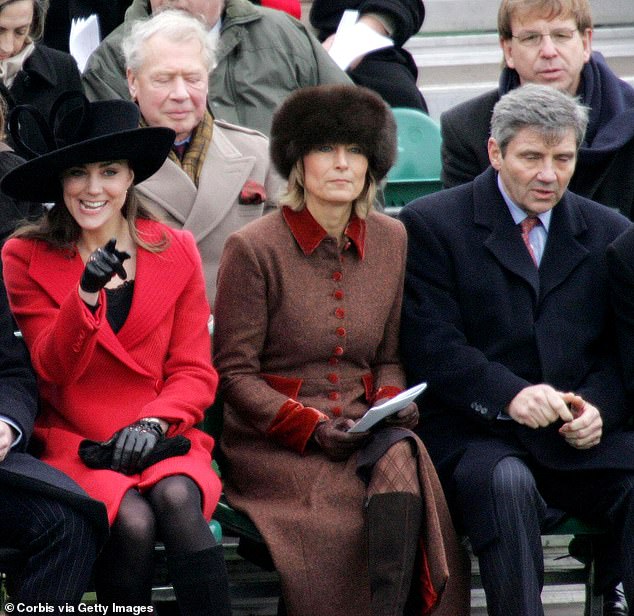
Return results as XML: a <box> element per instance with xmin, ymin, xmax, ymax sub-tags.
<box><xmin>213</xmin><ymin>84</ymin><xmax>469</xmax><ymax>616</ymax></box>
<box><xmin>0</xmin><ymin>93</ymin><xmax>231</xmax><ymax>615</ymax></box>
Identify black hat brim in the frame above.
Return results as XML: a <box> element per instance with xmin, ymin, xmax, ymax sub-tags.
<box><xmin>1</xmin><ymin>126</ymin><xmax>175</xmax><ymax>203</ymax></box>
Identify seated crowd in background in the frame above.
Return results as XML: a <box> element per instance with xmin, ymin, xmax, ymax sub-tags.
<box><xmin>2</xmin><ymin>0</ymin><xmax>634</xmax><ymax>613</ymax></box>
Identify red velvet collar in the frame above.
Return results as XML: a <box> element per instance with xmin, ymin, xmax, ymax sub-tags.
<box><xmin>282</xmin><ymin>206</ymin><xmax>366</xmax><ymax>259</ymax></box>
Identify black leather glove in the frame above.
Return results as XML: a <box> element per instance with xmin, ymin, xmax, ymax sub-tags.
<box><xmin>79</xmin><ymin>433</ymin><xmax>191</xmax><ymax>474</ymax></box>
<box><xmin>80</xmin><ymin>238</ymin><xmax>130</xmax><ymax>293</ymax></box>
<box><xmin>111</xmin><ymin>420</ymin><xmax>164</xmax><ymax>475</ymax></box>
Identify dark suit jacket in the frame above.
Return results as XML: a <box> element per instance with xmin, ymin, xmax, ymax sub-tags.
<box><xmin>0</xmin><ymin>275</ymin><xmax>107</xmax><ymax>540</ymax></box>
<box><xmin>399</xmin><ymin>166</ymin><xmax>633</xmax><ymax>549</ymax></box>
<box><xmin>440</xmin><ymin>55</ymin><xmax>634</xmax><ymax>219</ymax></box>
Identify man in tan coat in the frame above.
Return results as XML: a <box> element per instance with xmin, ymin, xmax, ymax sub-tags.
<box><xmin>124</xmin><ymin>8</ymin><xmax>283</xmax><ymax>305</ymax></box>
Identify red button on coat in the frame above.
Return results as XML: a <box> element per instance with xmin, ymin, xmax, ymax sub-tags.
<box><xmin>327</xmin><ymin>373</ymin><xmax>339</xmax><ymax>384</ymax></box>
<box><xmin>336</xmin><ymin>327</ymin><xmax>346</xmax><ymax>337</ymax></box>
<box><xmin>328</xmin><ymin>391</ymin><xmax>340</xmax><ymax>401</ymax></box>
<box><xmin>333</xmin><ymin>346</ymin><xmax>344</xmax><ymax>356</ymax></box>
<box><xmin>335</xmin><ymin>308</ymin><xmax>345</xmax><ymax>319</ymax></box>
<box><xmin>333</xmin><ymin>289</ymin><xmax>344</xmax><ymax>300</ymax></box>
<box><xmin>328</xmin><ymin>357</ymin><xmax>339</xmax><ymax>366</ymax></box>
<box><xmin>332</xmin><ymin>271</ymin><xmax>343</xmax><ymax>282</ymax></box>
<box><xmin>332</xmin><ymin>407</ymin><xmax>342</xmax><ymax>416</ymax></box>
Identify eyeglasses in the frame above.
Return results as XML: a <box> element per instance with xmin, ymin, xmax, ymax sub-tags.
<box><xmin>512</xmin><ymin>28</ymin><xmax>578</xmax><ymax>47</ymax></box>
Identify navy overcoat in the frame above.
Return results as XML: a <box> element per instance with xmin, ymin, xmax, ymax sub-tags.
<box><xmin>399</xmin><ymin>166</ymin><xmax>634</xmax><ymax>550</ymax></box>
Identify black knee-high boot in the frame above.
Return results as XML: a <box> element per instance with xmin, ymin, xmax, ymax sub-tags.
<box><xmin>367</xmin><ymin>492</ymin><xmax>423</xmax><ymax>616</ymax></box>
<box><xmin>167</xmin><ymin>544</ymin><xmax>232</xmax><ymax>616</ymax></box>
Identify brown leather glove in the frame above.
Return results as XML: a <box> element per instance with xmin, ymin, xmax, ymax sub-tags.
<box><xmin>312</xmin><ymin>417</ymin><xmax>369</xmax><ymax>461</ymax></box>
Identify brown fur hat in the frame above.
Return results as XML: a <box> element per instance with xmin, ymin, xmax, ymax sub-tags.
<box><xmin>270</xmin><ymin>84</ymin><xmax>397</xmax><ymax>181</ymax></box>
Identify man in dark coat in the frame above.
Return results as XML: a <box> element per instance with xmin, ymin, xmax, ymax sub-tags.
<box><xmin>440</xmin><ymin>0</ymin><xmax>634</xmax><ymax>220</ymax></box>
<box><xmin>400</xmin><ymin>83</ymin><xmax>634</xmax><ymax>616</ymax></box>
<box><xmin>0</xmin><ymin>273</ymin><xmax>107</xmax><ymax>605</ymax></box>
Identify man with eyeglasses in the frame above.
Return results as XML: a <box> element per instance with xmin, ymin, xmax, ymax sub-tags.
<box><xmin>440</xmin><ymin>0</ymin><xmax>634</xmax><ymax>222</ymax></box>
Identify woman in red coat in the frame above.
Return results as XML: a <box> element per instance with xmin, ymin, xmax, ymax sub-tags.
<box><xmin>1</xmin><ymin>94</ymin><xmax>230</xmax><ymax>615</ymax></box>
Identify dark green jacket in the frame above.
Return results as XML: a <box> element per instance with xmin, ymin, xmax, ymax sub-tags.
<box><xmin>81</xmin><ymin>0</ymin><xmax>351</xmax><ymax>136</ymax></box>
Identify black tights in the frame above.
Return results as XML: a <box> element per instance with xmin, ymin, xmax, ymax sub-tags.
<box><xmin>95</xmin><ymin>475</ymin><xmax>216</xmax><ymax>607</ymax></box>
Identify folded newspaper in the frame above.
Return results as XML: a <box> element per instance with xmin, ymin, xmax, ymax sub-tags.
<box><xmin>348</xmin><ymin>382</ymin><xmax>427</xmax><ymax>433</ymax></box>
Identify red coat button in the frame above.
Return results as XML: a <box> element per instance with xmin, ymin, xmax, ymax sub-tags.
<box><xmin>333</xmin><ymin>289</ymin><xmax>344</xmax><ymax>300</ymax></box>
<box><xmin>328</xmin><ymin>357</ymin><xmax>339</xmax><ymax>366</ymax></box>
<box><xmin>336</xmin><ymin>327</ymin><xmax>346</xmax><ymax>337</ymax></box>
<box><xmin>332</xmin><ymin>271</ymin><xmax>343</xmax><ymax>282</ymax></box>
<box><xmin>332</xmin><ymin>406</ymin><xmax>342</xmax><ymax>416</ymax></box>
<box><xmin>327</xmin><ymin>373</ymin><xmax>339</xmax><ymax>384</ymax></box>
<box><xmin>333</xmin><ymin>346</ymin><xmax>344</xmax><ymax>356</ymax></box>
<box><xmin>328</xmin><ymin>391</ymin><xmax>340</xmax><ymax>401</ymax></box>
<box><xmin>335</xmin><ymin>308</ymin><xmax>345</xmax><ymax>319</ymax></box>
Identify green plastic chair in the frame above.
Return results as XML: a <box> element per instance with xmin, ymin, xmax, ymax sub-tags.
<box><xmin>383</xmin><ymin>107</ymin><xmax>443</xmax><ymax>213</ymax></box>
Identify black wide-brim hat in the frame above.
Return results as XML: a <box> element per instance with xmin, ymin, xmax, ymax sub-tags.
<box><xmin>270</xmin><ymin>84</ymin><xmax>397</xmax><ymax>181</ymax></box>
<box><xmin>1</xmin><ymin>92</ymin><xmax>175</xmax><ymax>203</ymax></box>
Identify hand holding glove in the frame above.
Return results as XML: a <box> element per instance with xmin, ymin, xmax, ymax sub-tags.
<box><xmin>111</xmin><ymin>420</ymin><xmax>164</xmax><ymax>475</ymax></box>
<box><xmin>80</xmin><ymin>238</ymin><xmax>130</xmax><ymax>294</ymax></box>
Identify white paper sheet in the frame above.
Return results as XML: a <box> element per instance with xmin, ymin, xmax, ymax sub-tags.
<box><xmin>328</xmin><ymin>10</ymin><xmax>393</xmax><ymax>71</ymax></box>
<box><xmin>70</xmin><ymin>14</ymin><xmax>101</xmax><ymax>73</ymax></box>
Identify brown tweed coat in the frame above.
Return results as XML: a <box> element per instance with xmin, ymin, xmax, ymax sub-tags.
<box><xmin>213</xmin><ymin>207</ymin><xmax>469</xmax><ymax>616</ymax></box>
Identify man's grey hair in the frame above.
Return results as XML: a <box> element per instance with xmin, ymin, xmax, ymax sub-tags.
<box><xmin>491</xmin><ymin>84</ymin><xmax>589</xmax><ymax>155</ymax></box>
<box><xmin>122</xmin><ymin>8</ymin><xmax>216</xmax><ymax>74</ymax></box>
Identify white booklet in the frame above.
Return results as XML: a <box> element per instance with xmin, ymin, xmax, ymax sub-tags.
<box><xmin>348</xmin><ymin>382</ymin><xmax>427</xmax><ymax>433</ymax></box>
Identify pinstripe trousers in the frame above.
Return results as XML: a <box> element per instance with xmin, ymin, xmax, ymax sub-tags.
<box><xmin>0</xmin><ymin>486</ymin><xmax>99</xmax><ymax>605</ymax></box>
<box><xmin>460</xmin><ymin>456</ymin><xmax>634</xmax><ymax>616</ymax></box>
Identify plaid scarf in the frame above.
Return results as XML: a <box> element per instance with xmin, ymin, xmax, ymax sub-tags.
<box><xmin>141</xmin><ymin>111</ymin><xmax>214</xmax><ymax>187</ymax></box>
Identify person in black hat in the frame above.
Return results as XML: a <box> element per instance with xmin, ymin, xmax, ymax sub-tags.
<box><xmin>1</xmin><ymin>93</ymin><xmax>231</xmax><ymax>614</ymax></box>
<box><xmin>0</xmin><ymin>91</ymin><xmax>107</xmax><ymax>609</ymax></box>
<box><xmin>213</xmin><ymin>83</ymin><xmax>470</xmax><ymax>616</ymax></box>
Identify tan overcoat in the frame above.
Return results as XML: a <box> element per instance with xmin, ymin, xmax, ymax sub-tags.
<box><xmin>136</xmin><ymin>119</ymin><xmax>284</xmax><ymax>305</ymax></box>
<box><xmin>214</xmin><ymin>207</ymin><xmax>469</xmax><ymax>616</ymax></box>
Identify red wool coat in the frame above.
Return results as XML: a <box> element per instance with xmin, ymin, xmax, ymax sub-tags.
<box><xmin>2</xmin><ymin>220</ymin><xmax>221</xmax><ymax>524</ymax></box>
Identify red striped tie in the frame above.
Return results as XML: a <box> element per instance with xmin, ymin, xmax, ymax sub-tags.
<box><xmin>520</xmin><ymin>217</ymin><xmax>540</xmax><ymax>266</ymax></box>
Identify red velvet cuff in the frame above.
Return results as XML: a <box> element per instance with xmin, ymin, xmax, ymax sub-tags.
<box><xmin>373</xmin><ymin>386</ymin><xmax>402</xmax><ymax>403</ymax></box>
<box><xmin>266</xmin><ymin>399</ymin><xmax>328</xmax><ymax>454</ymax></box>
